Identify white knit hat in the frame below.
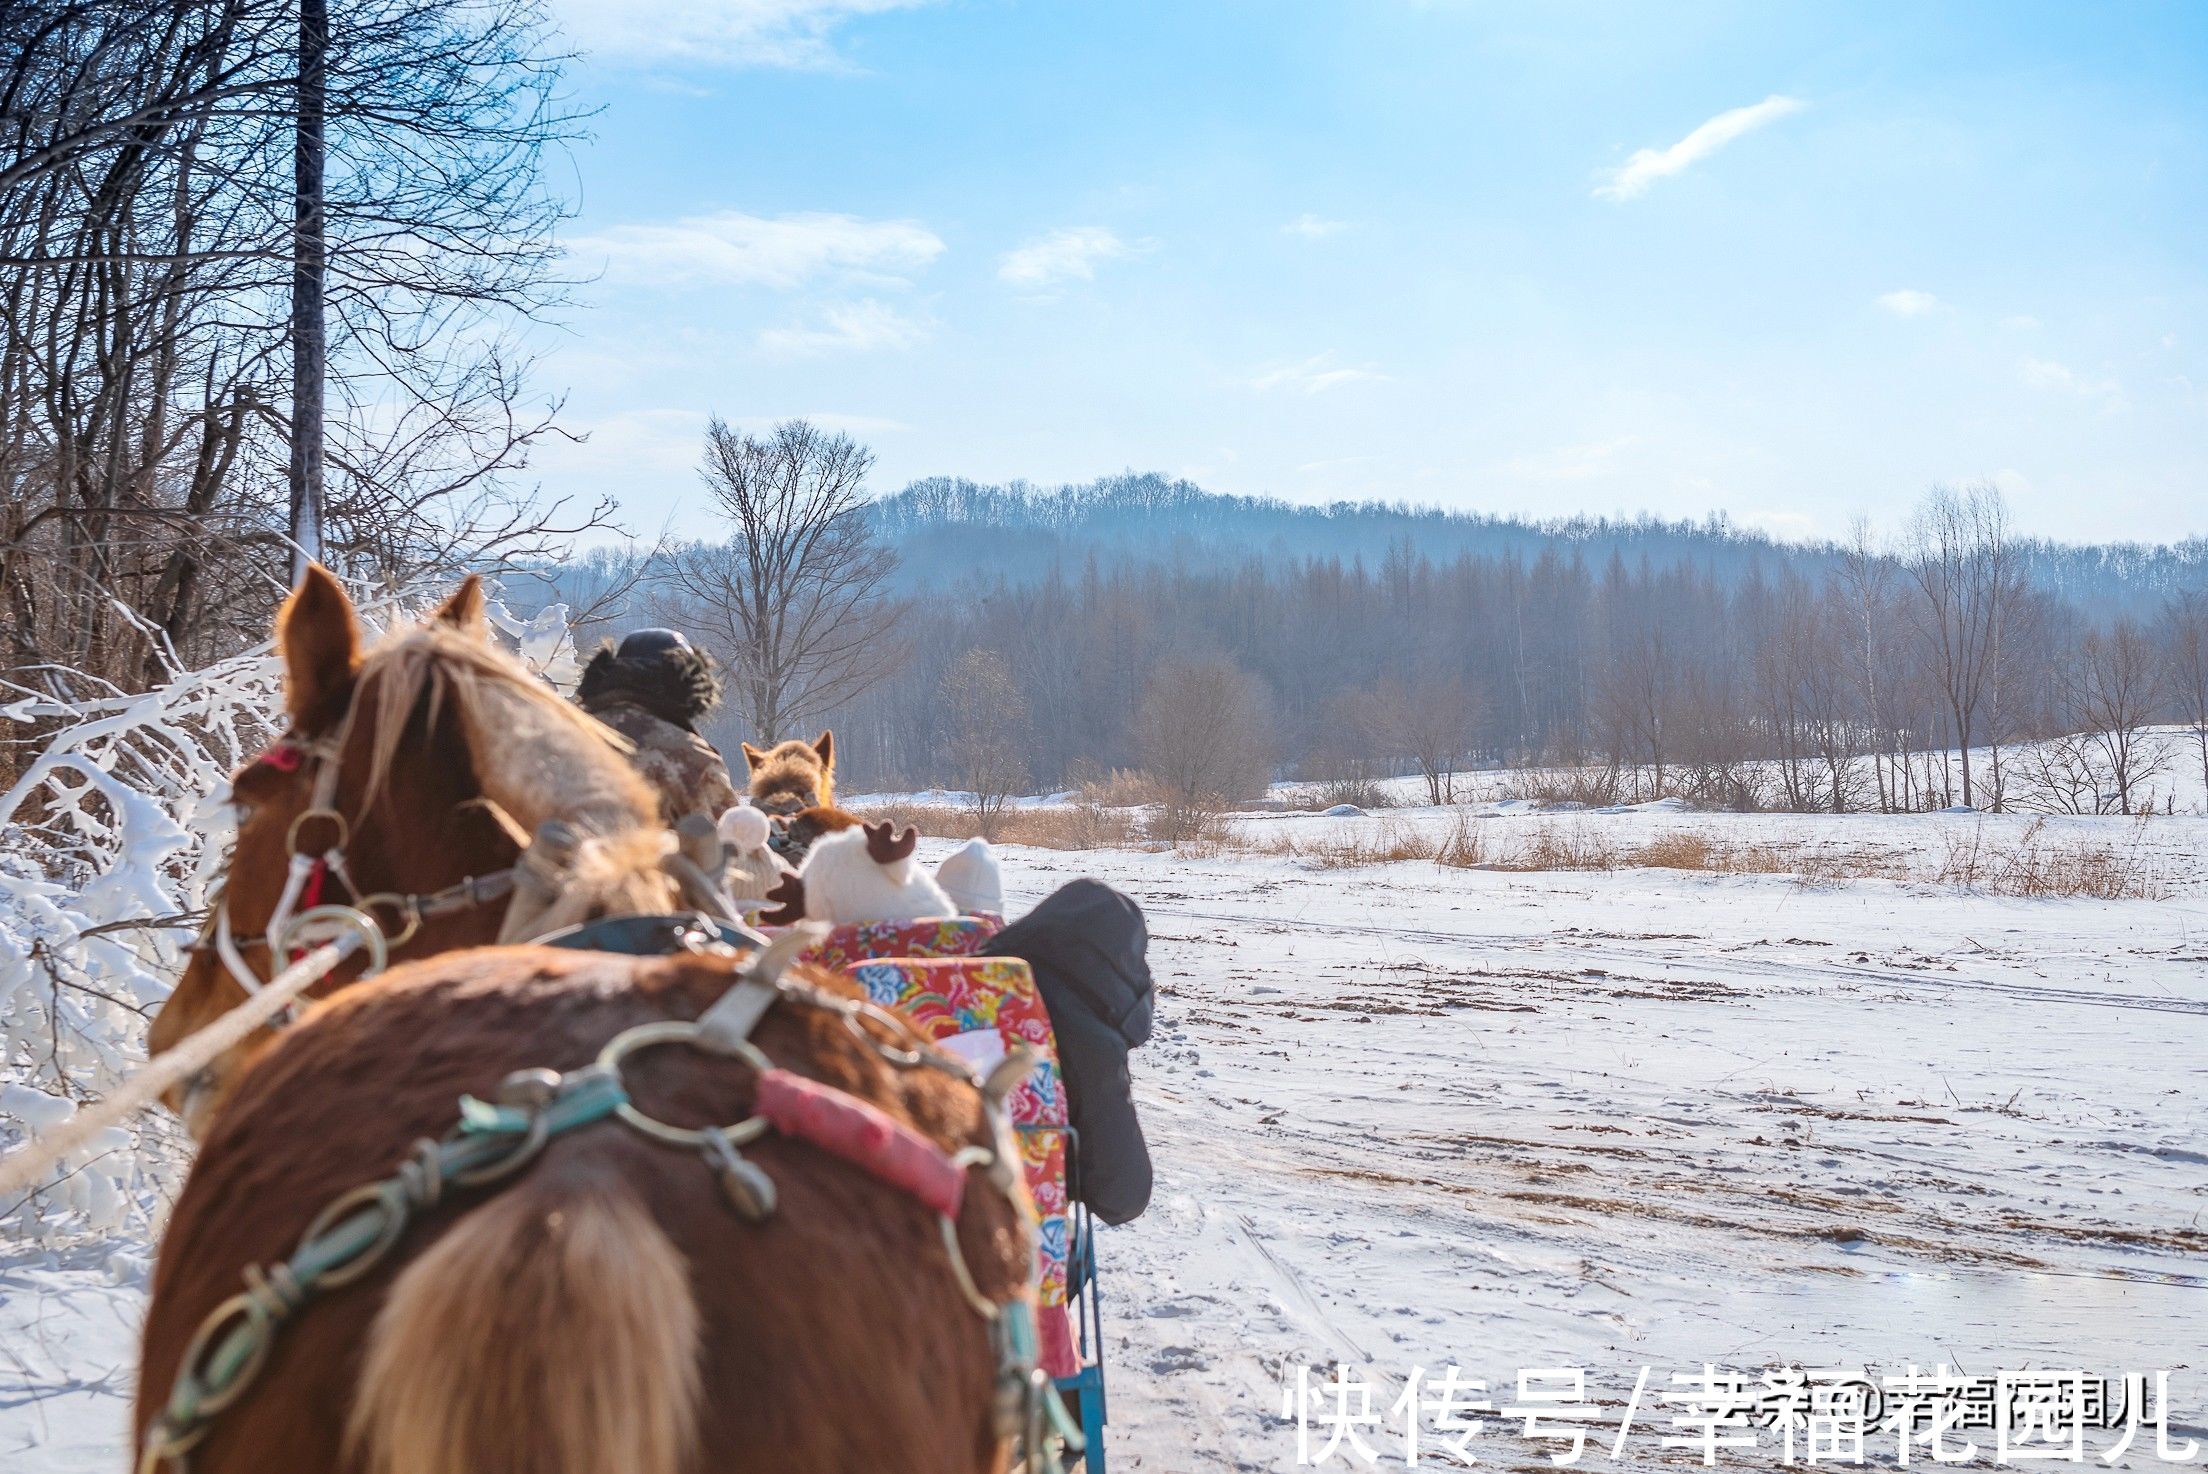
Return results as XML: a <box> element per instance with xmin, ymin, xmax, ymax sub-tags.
<box><xmin>934</xmin><ymin>838</ymin><xmax>1003</xmax><ymax>917</ymax></box>
<box><xmin>718</xmin><ymin>804</ymin><xmax>770</xmax><ymax>853</ymax></box>
<box><xmin>716</xmin><ymin>804</ymin><xmax>789</xmax><ymax>902</ymax></box>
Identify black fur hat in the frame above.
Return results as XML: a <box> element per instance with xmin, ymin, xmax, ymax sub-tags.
<box><xmin>576</xmin><ymin>629</ymin><xmax>722</xmax><ymax>732</ymax></box>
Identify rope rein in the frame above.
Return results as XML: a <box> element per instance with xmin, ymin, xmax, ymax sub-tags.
<box><xmin>4</xmin><ymin>724</ymin><xmax>519</xmax><ymax>1206</ymax></box>
<box><xmin>0</xmin><ymin>915</ymin><xmax>380</xmax><ymax>1203</ymax></box>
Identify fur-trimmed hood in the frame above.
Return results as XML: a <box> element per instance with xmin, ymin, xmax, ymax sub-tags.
<box><xmin>576</xmin><ymin>641</ymin><xmax>721</xmax><ymax>732</ymax></box>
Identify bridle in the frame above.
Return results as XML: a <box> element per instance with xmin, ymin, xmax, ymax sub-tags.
<box><xmin>199</xmin><ymin>716</ymin><xmax>518</xmax><ymax>1023</ymax></box>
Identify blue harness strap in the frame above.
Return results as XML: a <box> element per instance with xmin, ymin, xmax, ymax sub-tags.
<box><xmin>534</xmin><ymin>913</ymin><xmax>761</xmax><ymax>957</ymax></box>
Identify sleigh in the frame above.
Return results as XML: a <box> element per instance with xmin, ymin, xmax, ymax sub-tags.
<box><xmin>774</xmin><ymin>915</ymin><xmax>1113</xmax><ymax>1469</ymax></box>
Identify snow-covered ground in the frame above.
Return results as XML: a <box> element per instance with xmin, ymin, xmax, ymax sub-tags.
<box><xmin>6</xmin><ymin>806</ymin><xmax>2205</xmax><ymax>1470</ymax></box>
<box><xmin>992</xmin><ymin>809</ymin><xmax>2208</xmax><ymax>1471</ymax></box>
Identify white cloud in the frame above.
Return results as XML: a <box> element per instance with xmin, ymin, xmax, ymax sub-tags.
<box><xmin>1284</xmin><ymin>213</ymin><xmax>1350</xmax><ymax>238</ymax></box>
<box><xmin>556</xmin><ymin>0</ymin><xmax>934</xmax><ymax>69</ymax></box>
<box><xmin>1249</xmin><ymin>353</ymin><xmax>1391</xmax><ymax>396</ymax></box>
<box><xmin>572</xmin><ymin>211</ymin><xmax>943</xmax><ymax>290</ymax></box>
<box><xmin>1593</xmin><ymin>94</ymin><xmax>1807</xmax><ymax>201</ymax></box>
<box><xmin>757</xmin><ymin>299</ymin><xmax>931</xmax><ymax>356</ymax></box>
<box><xmin>2020</xmin><ymin>357</ymin><xmax>2122</xmax><ymax>402</ymax></box>
<box><xmin>1878</xmin><ymin>289</ymin><xmax>1942</xmax><ymax>318</ymax></box>
<box><xmin>997</xmin><ymin>227</ymin><xmax>1141</xmax><ymax>291</ymax></box>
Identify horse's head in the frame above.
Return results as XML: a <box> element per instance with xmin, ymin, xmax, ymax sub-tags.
<box><xmin>149</xmin><ymin>567</ymin><xmax>674</xmax><ymax>1132</ymax></box>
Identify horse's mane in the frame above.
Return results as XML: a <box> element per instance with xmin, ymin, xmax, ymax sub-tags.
<box><xmin>348</xmin><ymin>617</ymin><xmax>675</xmax><ymax>926</ymax></box>
<box><xmin>353</xmin><ymin>620</ymin><xmax>674</xmax><ymax>922</ymax></box>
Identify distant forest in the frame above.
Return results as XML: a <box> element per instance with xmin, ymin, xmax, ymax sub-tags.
<box><xmin>517</xmin><ymin>471</ymin><xmax>2208</xmax><ymax>815</ymax></box>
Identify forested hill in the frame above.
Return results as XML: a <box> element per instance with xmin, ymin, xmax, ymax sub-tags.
<box><xmin>868</xmin><ymin>473</ymin><xmax>2206</xmax><ymax>613</ymax></box>
<box><xmin>872</xmin><ymin>473</ymin><xmax>1823</xmax><ymax>586</ymax></box>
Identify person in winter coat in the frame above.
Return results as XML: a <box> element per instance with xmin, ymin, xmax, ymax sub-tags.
<box><xmin>985</xmin><ymin>879</ymin><xmax>1154</xmax><ymax>1226</ymax></box>
<box><xmin>575</xmin><ymin>628</ymin><xmax>740</xmax><ymax>825</ymax></box>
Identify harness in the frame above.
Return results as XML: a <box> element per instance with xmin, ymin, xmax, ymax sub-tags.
<box><xmin>152</xmin><ymin>728</ymin><xmax>1083</xmax><ymax>1473</ymax></box>
<box><xmin>198</xmin><ymin>730</ymin><xmax>519</xmax><ymax>1018</ymax></box>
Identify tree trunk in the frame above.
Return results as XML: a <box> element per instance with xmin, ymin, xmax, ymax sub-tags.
<box><xmin>288</xmin><ymin>0</ymin><xmax>328</xmax><ymax>582</ymax></box>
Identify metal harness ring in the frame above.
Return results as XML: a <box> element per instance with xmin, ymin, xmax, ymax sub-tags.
<box><xmin>284</xmin><ymin>805</ymin><xmax>350</xmax><ymax>856</ymax></box>
<box><xmin>354</xmin><ymin>891</ymin><xmax>425</xmax><ymax>949</ymax></box>
<box><xmin>296</xmin><ymin>1180</ymin><xmax>411</xmax><ymax>1290</ymax></box>
<box><xmin>269</xmin><ymin>905</ymin><xmax>389</xmax><ymax>980</ymax></box>
<box><xmin>169</xmin><ymin>1288</ymin><xmax>281</xmax><ymax>1421</ymax></box>
<box><xmin>597</xmin><ymin>1020</ymin><xmax>773</xmax><ymax>1149</ymax></box>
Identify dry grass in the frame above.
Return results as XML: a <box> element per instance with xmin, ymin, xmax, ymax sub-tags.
<box><xmin>1495</xmin><ymin>769</ymin><xmax>1623</xmax><ymax>808</ymax></box>
<box><xmin>1501</xmin><ymin>823</ymin><xmax>1619</xmax><ymax>872</ymax></box>
<box><xmin>850</xmin><ymin>800</ymin><xmax>1145</xmax><ymax>850</ymax></box>
<box><xmin>1622</xmin><ymin>832</ymin><xmax>1793</xmax><ymax>874</ymax></box>
<box><xmin>1275</xmin><ymin>776</ymin><xmax>1401</xmax><ymax>812</ymax></box>
<box><xmin>1792</xmin><ymin>848</ymin><xmax>1911</xmax><ymax>885</ymax></box>
<box><xmin>1073</xmin><ymin>767</ymin><xmax>1165</xmax><ymax>808</ymax></box>
<box><xmin>855</xmin><ymin>796</ymin><xmax>2172</xmax><ymax>899</ymax></box>
<box><xmin>1256</xmin><ymin>815</ymin><xmax>1488</xmax><ymax>869</ymax></box>
<box><xmin>1933</xmin><ymin>817</ymin><xmax>2168</xmax><ymax>900</ymax></box>
<box><xmin>1228</xmin><ymin>813</ymin><xmax>2171</xmax><ymax>897</ymax></box>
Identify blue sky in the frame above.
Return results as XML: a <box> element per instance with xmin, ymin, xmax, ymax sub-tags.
<box><xmin>527</xmin><ymin>1</ymin><xmax>2208</xmax><ymax>544</ymax></box>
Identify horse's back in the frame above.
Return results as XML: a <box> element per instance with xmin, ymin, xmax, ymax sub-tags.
<box><xmin>140</xmin><ymin>945</ymin><xmax>1024</xmax><ymax>1474</ymax></box>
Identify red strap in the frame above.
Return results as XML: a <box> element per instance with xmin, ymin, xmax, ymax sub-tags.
<box><xmin>754</xmin><ymin>1068</ymin><xmax>967</xmax><ymax>1219</ymax></box>
<box><xmin>286</xmin><ymin>857</ymin><xmax>330</xmax><ymax>963</ymax></box>
<box><xmin>255</xmin><ymin>741</ymin><xmax>306</xmax><ymax>774</ymax></box>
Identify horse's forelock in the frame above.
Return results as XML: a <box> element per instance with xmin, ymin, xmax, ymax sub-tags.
<box><xmin>352</xmin><ymin>622</ymin><xmax>648</xmax><ymax>824</ymax></box>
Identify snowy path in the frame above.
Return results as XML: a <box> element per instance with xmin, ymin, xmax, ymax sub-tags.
<box><xmin>995</xmin><ymin>838</ymin><xmax>2208</xmax><ymax>1471</ymax></box>
<box><xmin>6</xmin><ymin>818</ymin><xmax>2205</xmax><ymax>1471</ymax></box>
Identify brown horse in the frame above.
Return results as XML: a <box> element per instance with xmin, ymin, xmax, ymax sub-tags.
<box><xmin>137</xmin><ymin>570</ymin><xmax>1038</xmax><ymax>1474</ymax></box>
<box><xmin>146</xmin><ymin>569</ymin><xmax>669</xmax><ymax>1132</ymax></box>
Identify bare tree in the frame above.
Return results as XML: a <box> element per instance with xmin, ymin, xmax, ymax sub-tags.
<box><xmin>290</xmin><ymin>0</ymin><xmax>329</xmax><ymax>579</ymax></box>
<box><xmin>0</xmin><ymin>0</ymin><xmax>599</xmax><ymax>721</ymax></box>
<box><xmin>1362</xmin><ymin>669</ymin><xmax>1480</xmax><ymax>805</ymax></box>
<box><xmin>936</xmin><ymin>647</ymin><xmax>1030</xmax><ymax>838</ymax></box>
<box><xmin>1903</xmin><ymin>483</ymin><xmax>2027</xmax><ymax>807</ymax></box>
<box><xmin>2069</xmin><ymin>619</ymin><xmax>2166</xmax><ymax>814</ymax></box>
<box><xmin>1838</xmin><ymin>517</ymin><xmax>1909</xmax><ymax>810</ymax></box>
<box><xmin>2162</xmin><ymin>589</ymin><xmax>2208</xmax><ymax>806</ymax></box>
<box><xmin>670</xmin><ymin>418</ymin><xmax>904</xmax><ymax>742</ymax></box>
<box><xmin>1135</xmin><ymin>656</ymin><xmax>1272</xmax><ymax>839</ymax></box>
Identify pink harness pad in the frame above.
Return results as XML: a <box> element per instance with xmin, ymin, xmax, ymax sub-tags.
<box><xmin>754</xmin><ymin>1067</ymin><xmax>967</xmax><ymax>1220</ymax></box>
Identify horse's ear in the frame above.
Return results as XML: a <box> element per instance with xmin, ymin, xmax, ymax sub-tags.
<box><xmin>812</xmin><ymin>730</ymin><xmax>834</xmax><ymax>768</ymax></box>
<box><xmin>277</xmin><ymin>564</ymin><xmax>360</xmax><ymax>727</ymax></box>
<box><xmin>741</xmin><ymin>742</ymin><xmax>767</xmax><ymax>771</ymax></box>
<box><xmin>431</xmin><ymin>575</ymin><xmax>486</xmax><ymax>634</ymax></box>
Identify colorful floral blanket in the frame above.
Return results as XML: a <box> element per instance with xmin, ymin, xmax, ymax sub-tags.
<box><xmin>797</xmin><ymin>914</ymin><xmax>1004</xmax><ymax>972</ymax></box>
<box><xmin>766</xmin><ymin>913</ymin><xmax>1077</xmax><ymax>1375</ymax></box>
<box><xmin>841</xmin><ymin>952</ymin><xmax>1077</xmax><ymax>1377</ymax></box>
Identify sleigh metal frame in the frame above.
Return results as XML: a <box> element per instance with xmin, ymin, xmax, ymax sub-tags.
<box><xmin>1022</xmin><ymin>1121</ymin><xmax>1109</xmax><ymax>1470</ymax></box>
